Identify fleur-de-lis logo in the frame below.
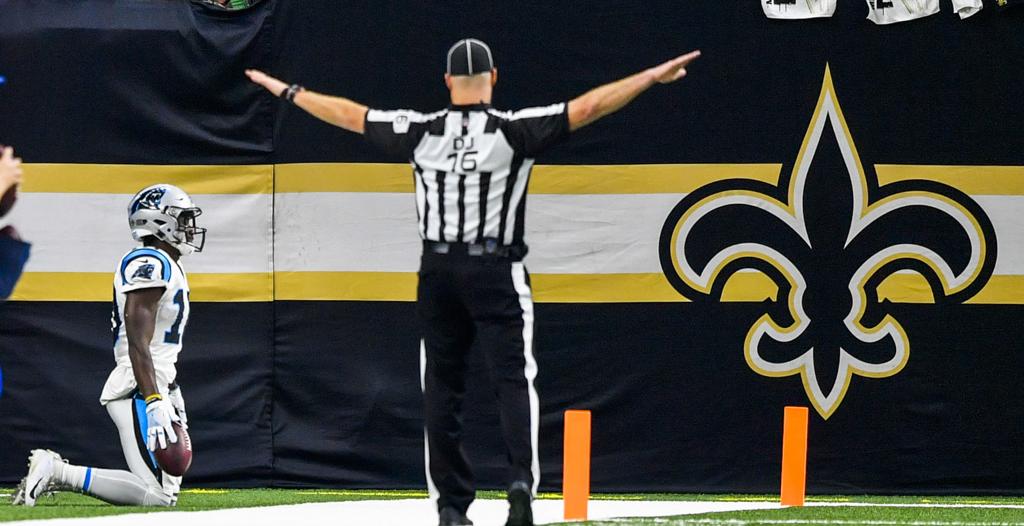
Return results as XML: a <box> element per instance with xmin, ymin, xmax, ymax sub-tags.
<box><xmin>659</xmin><ymin>66</ymin><xmax>997</xmax><ymax>419</ymax></box>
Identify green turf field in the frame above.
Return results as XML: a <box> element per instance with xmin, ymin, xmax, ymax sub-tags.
<box><xmin>0</xmin><ymin>488</ymin><xmax>425</xmax><ymax>522</ymax></box>
<box><xmin>1</xmin><ymin>489</ymin><xmax>1023</xmax><ymax>524</ymax></box>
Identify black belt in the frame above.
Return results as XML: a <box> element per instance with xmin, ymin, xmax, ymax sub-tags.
<box><xmin>423</xmin><ymin>240</ymin><xmax>527</xmax><ymax>259</ymax></box>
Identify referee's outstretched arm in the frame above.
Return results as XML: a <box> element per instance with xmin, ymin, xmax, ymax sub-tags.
<box><xmin>245</xmin><ymin>69</ymin><xmax>369</xmax><ymax>133</ymax></box>
<box><xmin>567</xmin><ymin>50</ymin><xmax>700</xmax><ymax>131</ymax></box>
<box><xmin>244</xmin><ymin>49</ymin><xmax>699</xmax><ymax>134</ymax></box>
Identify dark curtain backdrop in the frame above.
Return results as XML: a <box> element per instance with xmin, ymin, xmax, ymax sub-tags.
<box><xmin>1</xmin><ymin>0</ymin><xmax>1023</xmax><ymax>493</ymax></box>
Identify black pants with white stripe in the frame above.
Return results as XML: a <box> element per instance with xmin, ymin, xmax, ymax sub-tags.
<box><xmin>418</xmin><ymin>248</ymin><xmax>539</xmax><ymax>514</ymax></box>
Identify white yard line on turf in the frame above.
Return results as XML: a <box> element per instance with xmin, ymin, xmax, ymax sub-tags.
<box><xmin>675</xmin><ymin>517</ymin><xmax>1019</xmax><ymax>521</ymax></box>
<box><xmin>5</xmin><ymin>499</ymin><xmax>781</xmax><ymax>526</ymax></box>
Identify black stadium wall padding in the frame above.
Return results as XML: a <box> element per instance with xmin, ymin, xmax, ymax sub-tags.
<box><xmin>2</xmin><ymin>0</ymin><xmax>1024</xmax><ymax>493</ymax></box>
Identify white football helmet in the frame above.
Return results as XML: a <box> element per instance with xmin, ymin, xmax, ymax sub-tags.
<box><xmin>127</xmin><ymin>184</ymin><xmax>206</xmax><ymax>255</ymax></box>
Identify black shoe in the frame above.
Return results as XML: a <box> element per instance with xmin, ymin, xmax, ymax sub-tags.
<box><xmin>505</xmin><ymin>481</ymin><xmax>534</xmax><ymax>526</ymax></box>
<box><xmin>439</xmin><ymin>506</ymin><xmax>473</xmax><ymax>526</ymax></box>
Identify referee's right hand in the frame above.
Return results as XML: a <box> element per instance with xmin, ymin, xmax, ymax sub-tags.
<box><xmin>245</xmin><ymin>69</ymin><xmax>288</xmax><ymax>98</ymax></box>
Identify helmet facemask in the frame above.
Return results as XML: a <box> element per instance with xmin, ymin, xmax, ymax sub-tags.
<box><xmin>166</xmin><ymin>206</ymin><xmax>206</xmax><ymax>254</ymax></box>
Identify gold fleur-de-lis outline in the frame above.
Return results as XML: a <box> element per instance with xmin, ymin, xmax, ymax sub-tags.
<box><xmin>665</xmin><ymin>66</ymin><xmax>990</xmax><ymax>418</ymax></box>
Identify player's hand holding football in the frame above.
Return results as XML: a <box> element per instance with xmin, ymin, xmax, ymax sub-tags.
<box><xmin>0</xmin><ymin>145</ymin><xmax>23</xmax><ymax>195</ymax></box>
<box><xmin>145</xmin><ymin>398</ymin><xmax>180</xmax><ymax>451</ymax></box>
<box><xmin>168</xmin><ymin>384</ymin><xmax>188</xmax><ymax>430</ymax></box>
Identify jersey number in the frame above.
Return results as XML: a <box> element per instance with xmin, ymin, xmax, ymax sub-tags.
<box><xmin>164</xmin><ymin>289</ymin><xmax>185</xmax><ymax>344</ymax></box>
<box><xmin>447</xmin><ymin>151</ymin><xmax>478</xmax><ymax>172</ymax></box>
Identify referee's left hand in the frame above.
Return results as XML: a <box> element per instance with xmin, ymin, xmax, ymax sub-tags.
<box><xmin>246</xmin><ymin>69</ymin><xmax>288</xmax><ymax>97</ymax></box>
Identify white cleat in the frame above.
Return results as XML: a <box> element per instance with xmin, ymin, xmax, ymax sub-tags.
<box><xmin>11</xmin><ymin>478</ymin><xmax>27</xmax><ymax>505</ymax></box>
<box><xmin>15</xmin><ymin>449</ymin><xmax>63</xmax><ymax>507</ymax></box>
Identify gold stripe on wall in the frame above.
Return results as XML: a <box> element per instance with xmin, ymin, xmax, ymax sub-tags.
<box><xmin>276</xmin><ymin>163</ymin><xmax>414</xmax><ymax>193</ymax></box>
<box><xmin>274</xmin><ymin>271</ymin><xmax>417</xmax><ymax>301</ymax></box>
<box><xmin>9</xmin><ymin>273</ymin><xmax>112</xmax><ymax>302</ymax></box>
<box><xmin>12</xmin><ymin>271</ymin><xmax>1024</xmax><ymax>304</ymax></box>
<box><xmin>18</xmin><ymin>163</ymin><xmax>1024</xmax><ymax>196</ymax></box>
<box><xmin>276</xmin><ymin>163</ymin><xmax>785</xmax><ymax>194</ymax></box>
<box><xmin>273</xmin><ymin>271</ymin><xmax>781</xmax><ymax>303</ymax></box>
<box><xmin>256</xmin><ymin>163</ymin><xmax>1024</xmax><ymax>195</ymax></box>
<box><xmin>533</xmin><ymin>273</ymin><xmax>683</xmax><ymax>303</ymax></box>
<box><xmin>968</xmin><ymin>276</ymin><xmax>1024</xmax><ymax>304</ymax></box>
<box><xmin>875</xmin><ymin>165</ymin><xmax>1024</xmax><ymax>196</ymax></box>
<box><xmin>21</xmin><ymin>164</ymin><xmax>274</xmax><ymax>194</ymax></box>
<box><xmin>535</xmin><ymin>273</ymin><xmax>1024</xmax><ymax>304</ymax></box>
<box><xmin>11</xmin><ymin>273</ymin><xmax>273</xmax><ymax>302</ymax></box>
<box><xmin>271</xmin><ymin>272</ymin><xmax>1024</xmax><ymax>303</ymax></box>
<box><xmin>191</xmin><ymin>274</ymin><xmax>273</xmax><ymax>302</ymax></box>
<box><xmin>274</xmin><ymin>272</ymin><xmax>694</xmax><ymax>303</ymax></box>
<box><xmin>877</xmin><ymin>274</ymin><xmax>1024</xmax><ymax>305</ymax></box>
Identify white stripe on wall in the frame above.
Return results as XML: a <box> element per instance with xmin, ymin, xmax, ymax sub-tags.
<box><xmin>10</xmin><ymin>193</ymin><xmax>272</xmax><ymax>274</ymax></box>
<box><xmin>274</xmin><ymin>193</ymin><xmax>419</xmax><ymax>272</ymax></box>
<box><xmin>976</xmin><ymin>196</ymin><xmax>1024</xmax><ymax>275</ymax></box>
<box><xmin>15</xmin><ymin>192</ymin><xmax>1024</xmax><ymax>278</ymax></box>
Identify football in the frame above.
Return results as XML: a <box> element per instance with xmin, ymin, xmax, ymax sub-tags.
<box><xmin>0</xmin><ymin>184</ymin><xmax>15</xmax><ymax>218</ymax></box>
<box><xmin>154</xmin><ymin>422</ymin><xmax>192</xmax><ymax>477</ymax></box>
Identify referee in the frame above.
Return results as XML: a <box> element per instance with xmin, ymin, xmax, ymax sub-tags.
<box><xmin>247</xmin><ymin>40</ymin><xmax>700</xmax><ymax>526</ymax></box>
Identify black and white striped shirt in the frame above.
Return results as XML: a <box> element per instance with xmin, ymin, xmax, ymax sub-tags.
<box><xmin>364</xmin><ymin>102</ymin><xmax>569</xmax><ymax>246</ymax></box>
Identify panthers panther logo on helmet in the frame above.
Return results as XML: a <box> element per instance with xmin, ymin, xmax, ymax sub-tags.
<box><xmin>130</xmin><ymin>187</ymin><xmax>167</xmax><ymax>215</ymax></box>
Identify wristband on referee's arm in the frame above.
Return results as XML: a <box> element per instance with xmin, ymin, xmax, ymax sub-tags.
<box><xmin>144</xmin><ymin>393</ymin><xmax>163</xmax><ymax>405</ymax></box>
<box><xmin>280</xmin><ymin>84</ymin><xmax>304</xmax><ymax>103</ymax></box>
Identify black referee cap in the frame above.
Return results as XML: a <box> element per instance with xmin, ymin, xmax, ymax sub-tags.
<box><xmin>446</xmin><ymin>38</ymin><xmax>494</xmax><ymax>76</ymax></box>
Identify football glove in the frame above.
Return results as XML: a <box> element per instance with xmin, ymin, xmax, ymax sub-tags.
<box><xmin>145</xmin><ymin>399</ymin><xmax>180</xmax><ymax>451</ymax></box>
<box><xmin>168</xmin><ymin>384</ymin><xmax>188</xmax><ymax>429</ymax></box>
